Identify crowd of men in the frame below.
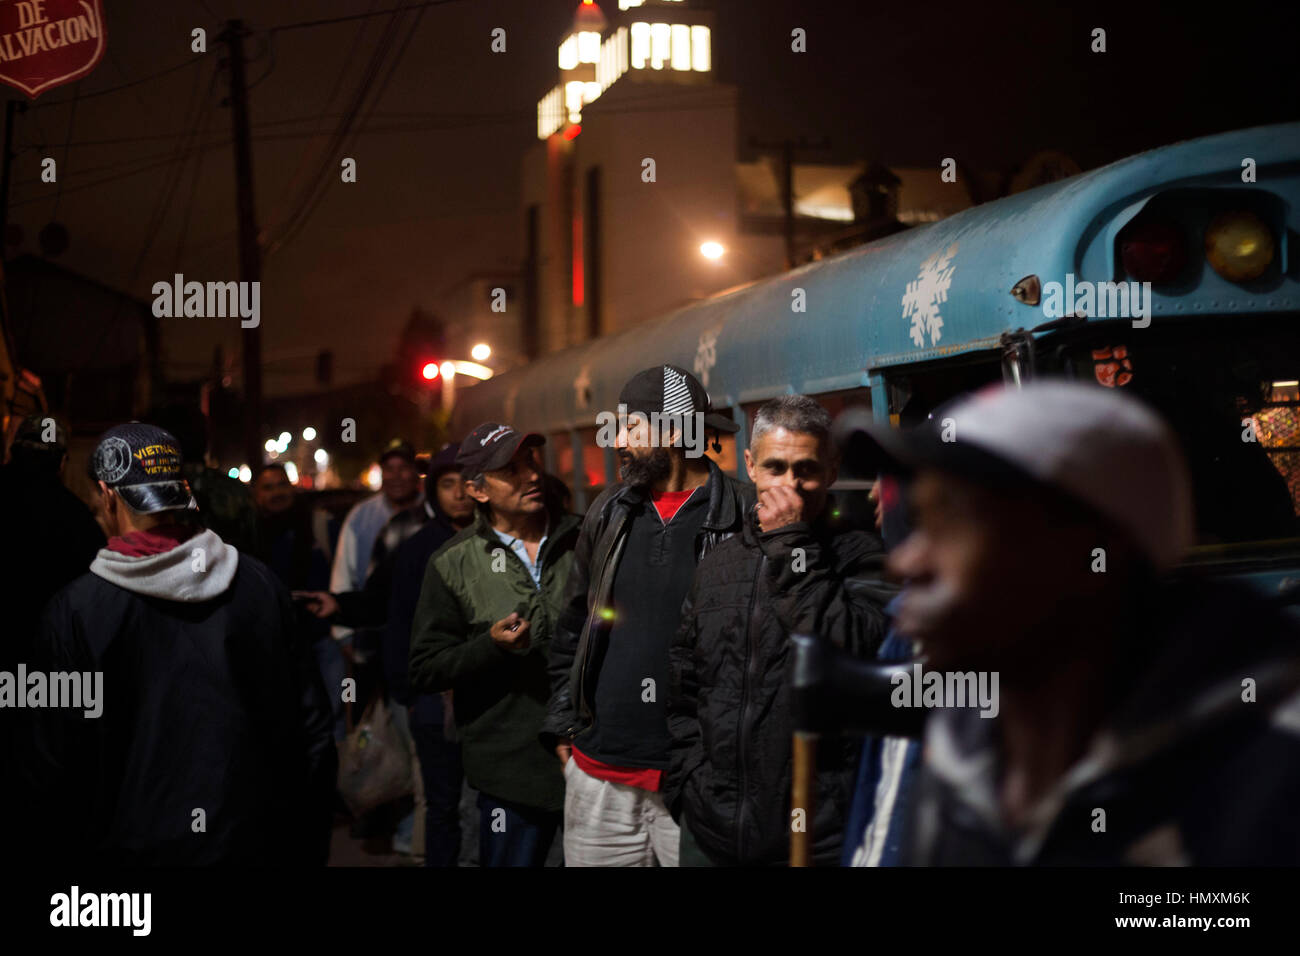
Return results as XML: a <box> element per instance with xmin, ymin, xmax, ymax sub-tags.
<box><xmin>3</xmin><ymin>362</ymin><xmax>1300</xmax><ymax>867</ymax></box>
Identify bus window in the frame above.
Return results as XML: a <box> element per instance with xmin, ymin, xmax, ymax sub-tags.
<box><xmin>576</xmin><ymin>427</ymin><xmax>607</xmax><ymax>503</ymax></box>
<box><xmin>549</xmin><ymin>431</ymin><xmax>574</xmax><ymax>500</ymax></box>
<box><xmin>1056</xmin><ymin>316</ymin><xmax>1300</xmax><ymax>550</ymax></box>
<box><xmin>704</xmin><ymin>413</ymin><xmax>738</xmax><ymax>475</ymax></box>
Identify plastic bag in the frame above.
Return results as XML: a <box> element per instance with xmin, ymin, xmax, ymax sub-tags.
<box><xmin>337</xmin><ymin>695</ymin><xmax>413</xmax><ymax>817</ymax></box>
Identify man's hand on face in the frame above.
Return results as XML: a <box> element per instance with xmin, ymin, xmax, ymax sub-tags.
<box><xmin>490</xmin><ymin>612</ymin><xmax>531</xmax><ymax>650</ymax></box>
<box><xmin>756</xmin><ymin>485</ymin><xmax>805</xmax><ymax>533</ymax></box>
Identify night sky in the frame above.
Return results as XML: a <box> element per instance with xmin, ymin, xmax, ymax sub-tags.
<box><xmin>5</xmin><ymin>0</ymin><xmax>1297</xmax><ymax>397</ymax></box>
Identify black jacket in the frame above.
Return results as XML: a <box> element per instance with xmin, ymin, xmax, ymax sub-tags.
<box><xmin>898</xmin><ymin>576</ymin><xmax>1300</xmax><ymax>866</ymax></box>
<box><xmin>540</xmin><ymin>459</ymin><xmax>754</xmax><ymax>750</ymax></box>
<box><xmin>665</xmin><ymin>506</ymin><xmax>894</xmax><ymax>866</ymax></box>
<box><xmin>18</xmin><ymin>535</ymin><xmax>337</xmax><ymax>866</ymax></box>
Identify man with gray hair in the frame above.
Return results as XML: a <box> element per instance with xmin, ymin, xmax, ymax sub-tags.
<box><xmin>665</xmin><ymin>394</ymin><xmax>894</xmax><ymax>865</ymax></box>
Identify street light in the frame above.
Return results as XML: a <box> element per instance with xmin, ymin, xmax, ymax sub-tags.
<box><xmin>302</xmin><ymin>427</ymin><xmax>317</xmax><ymax>441</ymax></box>
<box><xmin>700</xmin><ymin>241</ymin><xmax>724</xmax><ymax>260</ymax></box>
<box><xmin>471</xmin><ymin>342</ymin><xmax>491</xmax><ymax>361</ymax></box>
<box><xmin>440</xmin><ymin>360</ymin><xmax>457</xmax><ymax>380</ymax></box>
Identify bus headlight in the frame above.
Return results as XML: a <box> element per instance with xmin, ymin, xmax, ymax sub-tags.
<box><xmin>1205</xmin><ymin>210</ymin><xmax>1274</xmax><ymax>282</ymax></box>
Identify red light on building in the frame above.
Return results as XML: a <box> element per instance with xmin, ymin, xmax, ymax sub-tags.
<box><xmin>564</xmin><ymin>124</ymin><xmax>582</xmax><ymax>141</ymax></box>
<box><xmin>572</xmin><ymin>214</ymin><xmax>585</xmax><ymax>306</ymax></box>
<box><xmin>422</xmin><ymin>362</ymin><xmax>440</xmax><ymax>380</ymax></box>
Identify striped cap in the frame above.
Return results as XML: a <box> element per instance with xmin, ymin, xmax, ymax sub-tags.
<box><xmin>618</xmin><ymin>364</ymin><xmax>739</xmax><ymax>433</ymax></box>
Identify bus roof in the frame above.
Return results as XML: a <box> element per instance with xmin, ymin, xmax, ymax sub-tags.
<box><xmin>454</xmin><ymin>122</ymin><xmax>1300</xmax><ymax>436</ymax></box>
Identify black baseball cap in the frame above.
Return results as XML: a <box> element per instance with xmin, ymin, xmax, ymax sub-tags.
<box><xmin>618</xmin><ymin>364</ymin><xmax>739</xmax><ymax>434</ymax></box>
<box><xmin>456</xmin><ymin>423</ymin><xmax>545</xmax><ymax>475</ymax></box>
<box><xmin>89</xmin><ymin>423</ymin><xmax>197</xmax><ymax>515</ymax></box>
<box><xmin>379</xmin><ymin>439</ymin><xmax>417</xmax><ymax>466</ymax></box>
<box><xmin>12</xmin><ymin>412</ymin><xmax>67</xmax><ymax>454</ymax></box>
<box><xmin>423</xmin><ymin>443</ymin><xmax>462</xmax><ymax>498</ymax></box>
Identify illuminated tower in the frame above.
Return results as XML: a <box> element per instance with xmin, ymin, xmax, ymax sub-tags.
<box><xmin>525</xmin><ymin>0</ymin><xmax>732</xmax><ymax>357</ymax></box>
<box><xmin>538</xmin><ymin>0</ymin><xmax>714</xmax><ymax>140</ymax></box>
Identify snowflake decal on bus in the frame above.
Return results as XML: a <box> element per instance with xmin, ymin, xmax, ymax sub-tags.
<box><xmin>902</xmin><ymin>243</ymin><xmax>958</xmax><ymax>347</ymax></box>
<box><xmin>694</xmin><ymin>327</ymin><xmax>720</xmax><ymax>388</ymax></box>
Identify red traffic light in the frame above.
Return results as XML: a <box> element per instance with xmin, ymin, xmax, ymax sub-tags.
<box><xmin>421</xmin><ymin>362</ymin><xmax>440</xmax><ymax>381</ymax></box>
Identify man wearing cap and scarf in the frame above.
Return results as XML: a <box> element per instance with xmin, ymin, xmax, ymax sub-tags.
<box><xmin>540</xmin><ymin>364</ymin><xmax>753</xmax><ymax>866</ymax></box>
<box><xmin>835</xmin><ymin>381</ymin><xmax>1300</xmax><ymax>865</ymax></box>
<box><xmin>16</xmin><ymin>423</ymin><xmax>337</xmax><ymax>865</ymax></box>
<box><xmin>409</xmin><ymin>424</ymin><xmax>579</xmax><ymax>866</ymax></box>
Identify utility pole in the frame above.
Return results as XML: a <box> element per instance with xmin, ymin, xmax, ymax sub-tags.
<box><xmin>0</xmin><ymin>99</ymin><xmax>26</xmax><ymax>265</ymax></box>
<box><xmin>750</xmin><ymin>135</ymin><xmax>831</xmax><ymax>270</ymax></box>
<box><xmin>220</xmin><ymin>20</ymin><xmax>264</xmax><ymax>469</ymax></box>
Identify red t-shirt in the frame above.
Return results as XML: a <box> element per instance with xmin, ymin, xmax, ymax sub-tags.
<box><xmin>569</xmin><ymin>487</ymin><xmax>701</xmax><ymax>792</ymax></box>
<box><xmin>651</xmin><ymin>487</ymin><xmax>697</xmax><ymax>523</ymax></box>
<box><xmin>571</xmin><ymin>745</ymin><xmax>663</xmax><ymax>792</ymax></box>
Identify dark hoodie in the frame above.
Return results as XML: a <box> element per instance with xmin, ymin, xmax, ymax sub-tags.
<box><xmin>18</xmin><ymin>528</ymin><xmax>337</xmax><ymax>866</ymax></box>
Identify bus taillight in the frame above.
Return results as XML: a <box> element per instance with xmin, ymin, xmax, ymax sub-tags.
<box><xmin>1119</xmin><ymin>219</ymin><xmax>1187</xmax><ymax>284</ymax></box>
<box><xmin>1205</xmin><ymin>210</ymin><xmax>1275</xmax><ymax>282</ymax></box>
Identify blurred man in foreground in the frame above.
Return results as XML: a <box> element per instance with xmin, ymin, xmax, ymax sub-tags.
<box><xmin>836</xmin><ymin>382</ymin><xmax>1300</xmax><ymax>865</ymax></box>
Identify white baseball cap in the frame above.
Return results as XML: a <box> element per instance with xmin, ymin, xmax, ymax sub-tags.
<box><xmin>834</xmin><ymin>381</ymin><xmax>1195</xmax><ymax>570</ymax></box>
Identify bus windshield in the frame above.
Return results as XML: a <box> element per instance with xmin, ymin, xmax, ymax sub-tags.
<box><xmin>1055</xmin><ymin>315</ymin><xmax>1300</xmax><ymax>554</ymax></box>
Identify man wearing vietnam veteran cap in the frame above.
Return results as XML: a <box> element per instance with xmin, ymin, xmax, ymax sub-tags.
<box><xmin>540</xmin><ymin>364</ymin><xmax>753</xmax><ymax>866</ymax></box>
<box><xmin>833</xmin><ymin>381</ymin><xmax>1300</xmax><ymax>865</ymax></box>
<box><xmin>409</xmin><ymin>423</ymin><xmax>580</xmax><ymax>866</ymax></box>
<box><xmin>17</xmin><ymin>422</ymin><xmax>337</xmax><ymax>865</ymax></box>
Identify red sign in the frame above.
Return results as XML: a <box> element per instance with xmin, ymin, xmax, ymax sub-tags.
<box><xmin>0</xmin><ymin>0</ymin><xmax>106</xmax><ymax>98</ymax></box>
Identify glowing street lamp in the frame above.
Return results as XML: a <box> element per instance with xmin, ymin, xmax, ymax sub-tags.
<box><xmin>471</xmin><ymin>342</ymin><xmax>492</xmax><ymax>361</ymax></box>
<box><xmin>302</xmin><ymin>427</ymin><xmax>317</xmax><ymax>441</ymax></box>
<box><xmin>700</xmin><ymin>241</ymin><xmax>725</xmax><ymax>260</ymax></box>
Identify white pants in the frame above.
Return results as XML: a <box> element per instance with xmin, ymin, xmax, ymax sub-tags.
<box><xmin>562</xmin><ymin>758</ymin><xmax>680</xmax><ymax>867</ymax></box>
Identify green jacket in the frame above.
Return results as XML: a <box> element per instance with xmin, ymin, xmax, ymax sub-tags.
<box><xmin>409</xmin><ymin>506</ymin><xmax>579</xmax><ymax>813</ymax></box>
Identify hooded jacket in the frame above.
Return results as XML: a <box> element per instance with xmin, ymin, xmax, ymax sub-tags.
<box><xmin>898</xmin><ymin>575</ymin><xmax>1300</xmax><ymax>865</ymax></box>
<box><xmin>18</xmin><ymin>528</ymin><xmax>337</xmax><ymax>866</ymax></box>
<box><xmin>665</xmin><ymin>505</ymin><xmax>894</xmax><ymax>865</ymax></box>
<box><xmin>540</xmin><ymin>458</ymin><xmax>754</xmax><ymax>749</ymax></box>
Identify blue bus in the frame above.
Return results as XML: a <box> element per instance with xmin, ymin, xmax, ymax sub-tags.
<box><xmin>452</xmin><ymin>122</ymin><xmax>1300</xmax><ymax>597</ymax></box>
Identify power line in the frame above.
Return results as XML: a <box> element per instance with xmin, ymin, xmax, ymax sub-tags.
<box><xmin>262</xmin><ymin>3</ymin><xmax>412</xmax><ymax>258</ymax></box>
<box><xmin>27</xmin><ymin>56</ymin><xmax>206</xmax><ymax>110</ymax></box>
<box><xmin>261</xmin><ymin>0</ymin><xmax>385</xmax><ymax>253</ymax></box>
<box><xmin>49</xmin><ymin>80</ymin><xmax>81</xmax><ymax>219</ymax></box>
<box><xmin>266</xmin><ymin>0</ymin><xmax>469</xmax><ymax>34</ymax></box>
<box><xmin>267</xmin><ymin>4</ymin><xmax>431</xmax><ymax>259</ymax></box>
